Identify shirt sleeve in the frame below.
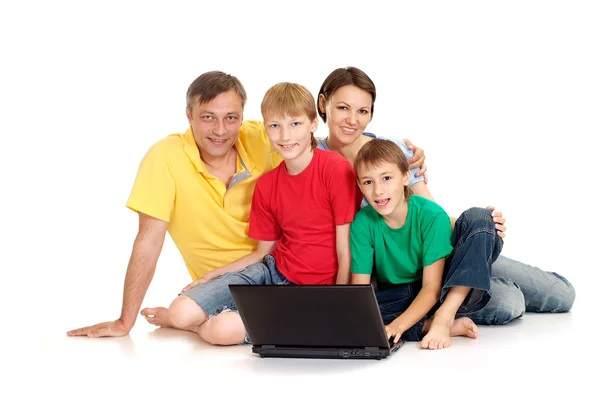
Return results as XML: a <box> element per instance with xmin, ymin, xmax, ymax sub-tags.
<box><xmin>393</xmin><ymin>138</ymin><xmax>425</xmax><ymax>187</ymax></box>
<box><xmin>249</xmin><ymin>178</ymin><xmax>281</xmax><ymax>241</ymax></box>
<box><xmin>327</xmin><ymin>159</ymin><xmax>360</xmax><ymax>226</ymax></box>
<box><xmin>350</xmin><ymin>211</ymin><xmax>375</xmax><ymax>274</ymax></box>
<box><xmin>421</xmin><ymin>210</ymin><xmax>454</xmax><ymax>267</ymax></box>
<box><xmin>126</xmin><ymin>143</ymin><xmax>175</xmax><ymax>222</ymax></box>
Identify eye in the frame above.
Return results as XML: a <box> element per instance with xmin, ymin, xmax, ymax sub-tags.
<box><xmin>227</xmin><ymin>115</ymin><xmax>238</xmax><ymax>121</ymax></box>
<box><xmin>336</xmin><ymin>106</ymin><xmax>348</xmax><ymax>110</ymax></box>
<box><xmin>202</xmin><ymin>115</ymin><xmax>213</xmax><ymax>120</ymax></box>
<box><xmin>362</xmin><ymin>179</ymin><xmax>372</xmax><ymax>185</ymax></box>
<box><xmin>291</xmin><ymin>121</ymin><xmax>301</xmax><ymax>127</ymax></box>
<box><xmin>269</xmin><ymin>123</ymin><xmax>279</xmax><ymax>129</ymax></box>
<box><xmin>383</xmin><ymin>176</ymin><xmax>392</xmax><ymax>181</ymax></box>
<box><xmin>359</xmin><ymin>109</ymin><xmax>370</xmax><ymax>114</ymax></box>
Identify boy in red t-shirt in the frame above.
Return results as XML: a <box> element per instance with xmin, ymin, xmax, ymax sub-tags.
<box><xmin>170</xmin><ymin>82</ymin><xmax>360</xmax><ymax>345</ymax></box>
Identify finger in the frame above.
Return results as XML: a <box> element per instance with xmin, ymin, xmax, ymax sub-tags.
<box><xmin>88</xmin><ymin>326</ymin><xmax>110</xmax><ymax>338</ymax></box>
<box><xmin>423</xmin><ymin>172</ymin><xmax>429</xmax><ymax>185</ymax></box>
<box><xmin>67</xmin><ymin>327</ymin><xmax>91</xmax><ymax>336</ymax></box>
<box><xmin>495</xmin><ymin>223</ymin><xmax>506</xmax><ymax>232</ymax></box>
<box><xmin>415</xmin><ymin>164</ymin><xmax>428</xmax><ymax>177</ymax></box>
<box><xmin>487</xmin><ymin>205</ymin><xmax>495</xmax><ymax>211</ymax></box>
<box><xmin>403</xmin><ymin>138</ymin><xmax>415</xmax><ymax>150</ymax></box>
<box><xmin>492</xmin><ymin>211</ymin><xmax>503</xmax><ymax>218</ymax></box>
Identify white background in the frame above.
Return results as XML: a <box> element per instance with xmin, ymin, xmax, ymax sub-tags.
<box><xmin>1</xmin><ymin>0</ymin><xmax>598</xmax><ymax>398</ymax></box>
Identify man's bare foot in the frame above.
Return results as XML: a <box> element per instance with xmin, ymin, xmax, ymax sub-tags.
<box><xmin>141</xmin><ymin>307</ymin><xmax>174</xmax><ymax>328</ymax></box>
<box><xmin>421</xmin><ymin>316</ymin><xmax>478</xmax><ymax>350</ymax></box>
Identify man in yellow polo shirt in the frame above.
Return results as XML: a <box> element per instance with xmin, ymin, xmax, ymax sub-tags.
<box><xmin>66</xmin><ymin>70</ymin><xmax>427</xmax><ymax>339</ymax></box>
<box><xmin>66</xmin><ymin>71</ymin><xmax>283</xmax><ymax>338</ymax></box>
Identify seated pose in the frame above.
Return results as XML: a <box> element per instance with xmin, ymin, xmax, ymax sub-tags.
<box><xmin>350</xmin><ymin>138</ymin><xmax>503</xmax><ymax>349</ymax></box>
<box><xmin>317</xmin><ymin>66</ymin><xmax>575</xmax><ymax>326</ymax></box>
<box><xmin>165</xmin><ymin>82</ymin><xmax>362</xmax><ymax>345</ymax></box>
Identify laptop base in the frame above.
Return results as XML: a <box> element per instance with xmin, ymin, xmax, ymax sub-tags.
<box><xmin>253</xmin><ymin>341</ymin><xmax>405</xmax><ymax>360</ymax></box>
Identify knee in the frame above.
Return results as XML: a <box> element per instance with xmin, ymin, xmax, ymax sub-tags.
<box><xmin>548</xmin><ymin>272</ymin><xmax>576</xmax><ymax>312</ymax></box>
<box><xmin>201</xmin><ymin>311</ymin><xmax>246</xmax><ymax>345</ymax></box>
<box><xmin>168</xmin><ymin>295</ymin><xmax>207</xmax><ymax>329</ymax></box>
<box><xmin>460</xmin><ymin>207</ymin><xmax>495</xmax><ymax>231</ymax></box>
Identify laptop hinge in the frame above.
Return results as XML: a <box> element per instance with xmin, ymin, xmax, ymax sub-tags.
<box><xmin>365</xmin><ymin>347</ymin><xmax>379</xmax><ymax>351</ymax></box>
<box><xmin>261</xmin><ymin>345</ymin><xmax>276</xmax><ymax>349</ymax></box>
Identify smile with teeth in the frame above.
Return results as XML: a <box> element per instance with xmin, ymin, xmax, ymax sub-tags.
<box><xmin>341</xmin><ymin>127</ymin><xmax>357</xmax><ymax>134</ymax></box>
<box><xmin>209</xmin><ymin>138</ymin><xmax>228</xmax><ymax>144</ymax></box>
<box><xmin>374</xmin><ymin>198</ymin><xmax>390</xmax><ymax>207</ymax></box>
<box><xmin>279</xmin><ymin>143</ymin><xmax>298</xmax><ymax>150</ymax></box>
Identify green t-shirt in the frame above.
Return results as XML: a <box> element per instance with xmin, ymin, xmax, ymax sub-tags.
<box><xmin>350</xmin><ymin>195</ymin><xmax>453</xmax><ymax>285</ymax></box>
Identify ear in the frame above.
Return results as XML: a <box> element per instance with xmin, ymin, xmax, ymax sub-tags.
<box><xmin>186</xmin><ymin>107</ymin><xmax>193</xmax><ymax>124</ymax></box>
<box><xmin>311</xmin><ymin>116</ymin><xmax>319</xmax><ymax>133</ymax></box>
<box><xmin>403</xmin><ymin>171</ymin><xmax>411</xmax><ymax>186</ymax></box>
<box><xmin>318</xmin><ymin>93</ymin><xmax>327</xmax><ymax>115</ymax></box>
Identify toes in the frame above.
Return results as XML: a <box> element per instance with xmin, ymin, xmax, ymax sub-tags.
<box><xmin>141</xmin><ymin>308</ymin><xmax>157</xmax><ymax>317</ymax></box>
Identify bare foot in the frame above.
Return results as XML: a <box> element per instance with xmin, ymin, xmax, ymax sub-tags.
<box><xmin>141</xmin><ymin>307</ymin><xmax>174</xmax><ymax>328</ymax></box>
<box><xmin>450</xmin><ymin>317</ymin><xmax>478</xmax><ymax>339</ymax></box>
<box><xmin>421</xmin><ymin>318</ymin><xmax>452</xmax><ymax>350</ymax></box>
<box><xmin>421</xmin><ymin>316</ymin><xmax>478</xmax><ymax>350</ymax></box>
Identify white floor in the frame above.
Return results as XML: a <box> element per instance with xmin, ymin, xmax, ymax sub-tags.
<box><xmin>10</xmin><ymin>303</ymin><xmax>591</xmax><ymax>400</ymax></box>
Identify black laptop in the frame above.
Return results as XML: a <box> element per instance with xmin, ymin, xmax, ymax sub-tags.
<box><xmin>228</xmin><ymin>284</ymin><xmax>404</xmax><ymax>360</ymax></box>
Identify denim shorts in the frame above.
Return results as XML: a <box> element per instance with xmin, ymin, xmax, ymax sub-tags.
<box><xmin>180</xmin><ymin>255</ymin><xmax>290</xmax><ymax>344</ymax></box>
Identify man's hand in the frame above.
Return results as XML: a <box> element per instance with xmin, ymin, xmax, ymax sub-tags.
<box><xmin>67</xmin><ymin>319</ymin><xmax>130</xmax><ymax>338</ymax></box>
<box><xmin>403</xmin><ymin>138</ymin><xmax>428</xmax><ymax>184</ymax></box>
<box><xmin>385</xmin><ymin>321</ymin><xmax>406</xmax><ymax>344</ymax></box>
<box><xmin>487</xmin><ymin>205</ymin><xmax>507</xmax><ymax>239</ymax></box>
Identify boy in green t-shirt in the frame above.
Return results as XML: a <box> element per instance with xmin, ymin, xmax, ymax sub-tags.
<box><xmin>350</xmin><ymin>139</ymin><xmax>503</xmax><ymax>350</ymax></box>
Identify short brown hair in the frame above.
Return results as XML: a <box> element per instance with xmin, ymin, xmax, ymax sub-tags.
<box><xmin>186</xmin><ymin>71</ymin><xmax>247</xmax><ymax>111</ymax></box>
<box><xmin>261</xmin><ymin>82</ymin><xmax>318</xmax><ymax>149</ymax></box>
<box><xmin>317</xmin><ymin>66</ymin><xmax>376</xmax><ymax>123</ymax></box>
<box><xmin>354</xmin><ymin>139</ymin><xmax>410</xmax><ymax>200</ymax></box>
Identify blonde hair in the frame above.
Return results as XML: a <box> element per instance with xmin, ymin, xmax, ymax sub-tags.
<box><xmin>354</xmin><ymin>138</ymin><xmax>411</xmax><ymax>200</ymax></box>
<box><xmin>261</xmin><ymin>82</ymin><xmax>318</xmax><ymax>149</ymax></box>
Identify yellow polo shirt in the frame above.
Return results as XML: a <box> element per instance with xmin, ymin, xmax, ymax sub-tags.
<box><xmin>126</xmin><ymin>120</ymin><xmax>282</xmax><ymax>280</ymax></box>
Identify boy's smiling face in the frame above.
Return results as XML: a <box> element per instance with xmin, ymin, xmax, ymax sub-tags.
<box><xmin>356</xmin><ymin>161</ymin><xmax>411</xmax><ymax>220</ymax></box>
<box><xmin>264</xmin><ymin>113</ymin><xmax>317</xmax><ymax>163</ymax></box>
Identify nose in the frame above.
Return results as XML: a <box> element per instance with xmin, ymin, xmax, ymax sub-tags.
<box><xmin>213</xmin><ymin>119</ymin><xmax>227</xmax><ymax>135</ymax></box>
<box><xmin>346</xmin><ymin>112</ymin><xmax>358</xmax><ymax>126</ymax></box>
<box><xmin>280</xmin><ymin>125</ymin><xmax>291</xmax><ymax>141</ymax></box>
<box><xmin>373</xmin><ymin>181</ymin><xmax>384</xmax><ymax>195</ymax></box>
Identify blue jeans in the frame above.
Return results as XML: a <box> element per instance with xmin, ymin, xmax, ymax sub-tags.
<box><xmin>180</xmin><ymin>255</ymin><xmax>290</xmax><ymax>343</ymax></box>
<box><xmin>468</xmin><ymin>255</ymin><xmax>576</xmax><ymax>325</ymax></box>
<box><xmin>377</xmin><ymin>207</ymin><xmax>502</xmax><ymax>341</ymax></box>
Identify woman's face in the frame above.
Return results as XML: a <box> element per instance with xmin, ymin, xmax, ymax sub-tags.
<box><xmin>320</xmin><ymin>84</ymin><xmax>373</xmax><ymax>146</ymax></box>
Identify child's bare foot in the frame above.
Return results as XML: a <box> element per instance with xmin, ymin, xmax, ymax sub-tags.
<box><xmin>421</xmin><ymin>317</ymin><xmax>453</xmax><ymax>350</ymax></box>
<box><xmin>450</xmin><ymin>317</ymin><xmax>478</xmax><ymax>339</ymax></box>
<box><xmin>421</xmin><ymin>316</ymin><xmax>478</xmax><ymax>350</ymax></box>
<box><xmin>141</xmin><ymin>307</ymin><xmax>174</xmax><ymax>328</ymax></box>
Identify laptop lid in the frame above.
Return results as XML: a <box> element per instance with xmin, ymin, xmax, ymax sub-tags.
<box><xmin>229</xmin><ymin>284</ymin><xmax>391</xmax><ymax>349</ymax></box>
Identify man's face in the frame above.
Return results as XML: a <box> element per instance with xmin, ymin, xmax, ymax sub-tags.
<box><xmin>186</xmin><ymin>90</ymin><xmax>244</xmax><ymax>160</ymax></box>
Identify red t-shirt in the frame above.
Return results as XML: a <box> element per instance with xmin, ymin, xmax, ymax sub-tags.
<box><xmin>249</xmin><ymin>148</ymin><xmax>360</xmax><ymax>284</ymax></box>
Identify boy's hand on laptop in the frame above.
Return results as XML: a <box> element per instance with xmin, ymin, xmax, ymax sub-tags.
<box><xmin>385</xmin><ymin>322</ymin><xmax>405</xmax><ymax>344</ymax></box>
